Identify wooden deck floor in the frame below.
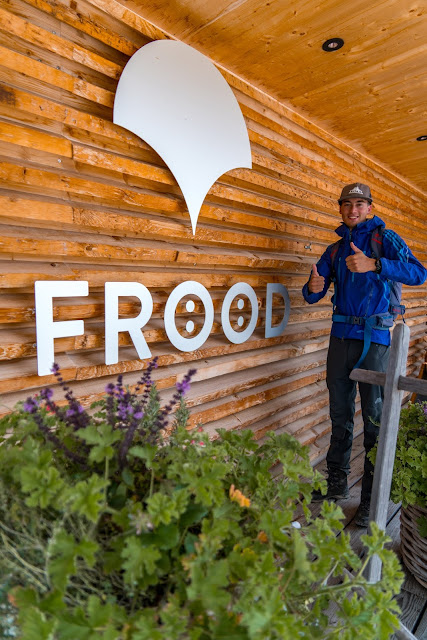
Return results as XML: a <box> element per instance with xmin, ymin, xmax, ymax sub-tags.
<box><xmin>310</xmin><ymin>432</ymin><xmax>427</xmax><ymax>639</ymax></box>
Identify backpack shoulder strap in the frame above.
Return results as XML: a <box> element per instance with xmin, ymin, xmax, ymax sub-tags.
<box><xmin>371</xmin><ymin>225</ymin><xmax>405</xmax><ymax>319</ymax></box>
<box><xmin>330</xmin><ymin>238</ymin><xmax>343</xmax><ymax>286</ymax></box>
<box><xmin>370</xmin><ymin>225</ymin><xmax>384</xmax><ymax>258</ymax></box>
<box><xmin>330</xmin><ymin>238</ymin><xmax>342</xmax><ymax>269</ymax></box>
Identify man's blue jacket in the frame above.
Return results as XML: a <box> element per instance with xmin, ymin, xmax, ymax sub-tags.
<box><xmin>302</xmin><ymin>216</ymin><xmax>427</xmax><ymax>345</ymax></box>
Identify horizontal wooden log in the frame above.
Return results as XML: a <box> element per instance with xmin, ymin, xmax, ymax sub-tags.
<box><xmin>0</xmin><ymin>328</ymin><xmax>330</xmax><ymax>383</ymax></box>
<box><xmin>0</xmin><ymin>81</ymin><xmax>135</xmax><ymax>142</ymax></box>
<box><xmin>0</xmin><ymin>311</ymin><xmax>327</xmax><ymax>358</ymax></box>
<box><xmin>83</xmin><ymin>0</ymin><xmax>169</xmax><ymax>43</ymax></box>
<box><xmin>398</xmin><ymin>375</ymin><xmax>427</xmax><ymax>395</ymax></box>
<box><xmin>0</xmin><ymin>288</ymin><xmax>333</xmax><ymax>324</ymax></box>
<box><xmin>257</xmin><ymin>405</ymin><xmax>330</xmax><ymax>445</ymax></box>
<box><xmin>0</xmin><ymin>318</ymin><xmax>330</xmax><ymax>374</ymax></box>
<box><xmin>0</xmin><ymin>261</ymin><xmax>312</xmax><ymax>289</ymax></box>
<box><xmin>73</xmin><ymin>141</ymin><xmax>427</xmax><ymax>251</ymax></box>
<box><xmin>0</xmin><ymin>351</ymin><xmax>329</xmax><ymax>427</ymax></box>
<box><xmin>0</xmin><ymin>120</ymin><xmax>72</xmax><ymax>157</ymax></box>
<box><xmin>0</xmin><ymin>193</ymin><xmax>328</xmax><ymax>253</ymax></box>
<box><xmin>0</xmin><ymin>6</ymin><xmax>122</xmax><ymax>80</ymax></box>
<box><xmin>350</xmin><ymin>369</ymin><xmax>386</xmax><ymax>386</ymax></box>
<box><xmin>0</xmin><ymin>45</ymin><xmax>114</xmax><ymax>107</ymax></box>
<box><xmin>350</xmin><ymin>364</ymin><xmax>427</xmax><ymax>395</ymax></box>
<box><xmin>195</xmin><ymin>379</ymin><xmax>328</xmax><ymax>436</ymax></box>
<box><xmin>0</xmin><ymin>225</ymin><xmax>328</xmax><ymax>268</ymax></box>
<box><xmin>21</xmin><ymin>0</ymin><xmax>147</xmax><ymax>55</ymax></box>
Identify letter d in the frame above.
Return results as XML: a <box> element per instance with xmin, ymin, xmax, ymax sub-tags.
<box><xmin>265</xmin><ymin>283</ymin><xmax>290</xmax><ymax>338</ymax></box>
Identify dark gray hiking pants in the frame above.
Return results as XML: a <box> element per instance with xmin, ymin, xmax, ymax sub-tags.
<box><xmin>326</xmin><ymin>335</ymin><xmax>390</xmax><ymax>501</ymax></box>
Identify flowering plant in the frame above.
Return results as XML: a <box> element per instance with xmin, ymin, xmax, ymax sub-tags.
<box><xmin>0</xmin><ymin>362</ymin><xmax>403</xmax><ymax>639</ymax></box>
<box><xmin>379</xmin><ymin>401</ymin><xmax>427</xmax><ymax>536</ymax></box>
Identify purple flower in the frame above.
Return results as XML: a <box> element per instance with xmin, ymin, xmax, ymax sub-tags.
<box><xmin>40</xmin><ymin>388</ymin><xmax>53</xmax><ymax>401</ymax></box>
<box><xmin>51</xmin><ymin>363</ymin><xmax>60</xmax><ymax>374</ymax></box>
<box><xmin>134</xmin><ymin>411</ymin><xmax>144</xmax><ymax>420</ymax></box>
<box><xmin>117</xmin><ymin>401</ymin><xmax>134</xmax><ymax>421</ymax></box>
<box><xmin>23</xmin><ymin>398</ymin><xmax>37</xmax><ymax>413</ymax></box>
<box><xmin>176</xmin><ymin>379</ymin><xmax>190</xmax><ymax>395</ymax></box>
<box><xmin>176</xmin><ymin>369</ymin><xmax>197</xmax><ymax>396</ymax></box>
<box><xmin>63</xmin><ymin>400</ymin><xmax>86</xmax><ymax>426</ymax></box>
<box><xmin>118</xmin><ymin>408</ymin><xmax>127</xmax><ymax>421</ymax></box>
<box><xmin>105</xmin><ymin>383</ymin><xmax>115</xmax><ymax>394</ymax></box>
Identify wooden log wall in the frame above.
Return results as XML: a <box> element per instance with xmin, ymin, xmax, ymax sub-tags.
<box><xmin>0</xmin><ymin>0</ymin><xmax>426</xmax><ymax>464</ymax></box>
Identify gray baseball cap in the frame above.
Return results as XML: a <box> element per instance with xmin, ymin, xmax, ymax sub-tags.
<box><xmin>338</xmin><ymin>183</ymin><xmax>372</xmax><ymax>204</ymax></box>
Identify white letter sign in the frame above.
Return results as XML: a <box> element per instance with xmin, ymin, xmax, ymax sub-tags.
<box><xmin>221</xmin><ymin>283</ymin><xmax>258</xmax><ymax>344</ymax></box>
<box><xmin>33</xmin><ymin>280</ymin><xmax>291</xmax><ymax>374</ymax></box>
<box><xmin>35</xmin><ymin>281</ymin><xmax>88</xmax><ymax>376</ymax></box>
<box><xmin>105</xmin><ymin>282</ymin><xmax>153</xmax><ymax>365</ymax></box>
<box><xmin>164</xmin><ymin>281</ymin><xmax>214</xmax><ymax>352</ymax></box>
<box><xmin>265</xmin><ymin>283</ymin><xmax>290</xmax><ymax>338</ymax></box>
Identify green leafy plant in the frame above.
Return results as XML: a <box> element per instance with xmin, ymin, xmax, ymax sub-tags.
<box><xmin>0</xmin><ymin>361</ymin><xmax>403</xmax><ymax>640</ymax></box>
<box><xmin>371</xmin><ymin>401</ymin><xmax>427</xmax><ymax>536</ymax></box>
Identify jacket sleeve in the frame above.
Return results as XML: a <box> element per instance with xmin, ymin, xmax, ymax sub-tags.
<box><xmin>380</xmin><ymin>230</ymin><xmax>427</xmax><ymax>286</ymax></box>
<box><xmin>302</xmin><ymin>248</ymin><xmax>333</xmax><ymax>303</ymax></box>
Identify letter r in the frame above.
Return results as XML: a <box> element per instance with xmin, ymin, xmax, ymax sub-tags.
<box><xmin>105</xmin><ymin>282</ymin><xmax>153</xmax><ymax>365</ymax></box>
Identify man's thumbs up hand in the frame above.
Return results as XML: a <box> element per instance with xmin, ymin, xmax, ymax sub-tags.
<box><xmin>308</xmin><ymin>263</ymin><xmax>325</xmax><ymax>293</ymax></box>
<box><xmin>346</xmin><ymin>242</ymin><xmax>376</xmax><ymax>273</ymax></box>
<box><xmin>350</xmin><ymin>242</ymin><xmax>363</xmax><ymax>253</ymax></box>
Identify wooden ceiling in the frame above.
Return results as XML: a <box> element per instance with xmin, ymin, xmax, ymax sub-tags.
<box><xmin>117</xmin><ymin>0</ymin><xmax>427</xmax><ymax>195</ymax></box>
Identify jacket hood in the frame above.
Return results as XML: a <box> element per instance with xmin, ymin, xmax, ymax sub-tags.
<box><xmin>335</xmin><ymin>215</ymin><xmax>385</xmax><ymax>238</ymax></box>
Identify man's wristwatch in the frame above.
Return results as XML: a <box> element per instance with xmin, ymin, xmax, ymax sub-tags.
<box><xmin>374</xmin><ymin>258</ymin><xmax>382</xmax><ymax>274</ymax></box>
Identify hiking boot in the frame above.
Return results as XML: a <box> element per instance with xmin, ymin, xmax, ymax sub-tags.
<box><xmin>311</xmin><ymin>469</ymin><xmax>349</xmax><ymax>502</ymax></box>
<box><xmin>354</xmin><ymin>499</ymin><xmax>371</xmax><ymax>527</ymax></box>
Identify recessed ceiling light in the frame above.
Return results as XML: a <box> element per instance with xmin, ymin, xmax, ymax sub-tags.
<box><xmin>322</xmin><ymin>37</ymin><xmax>344</xmax><ymax>52</ymax></box>
<box><xmin>416</xmin><ymin>135</ymin><xmax>427</xmax><ymax>141</ymax></box>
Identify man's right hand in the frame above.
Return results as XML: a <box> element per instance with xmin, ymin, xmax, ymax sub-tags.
<box><xmin>308</xmin><ymin>264</ymin><xmax>325</xmax><ymax>294</ymax></box>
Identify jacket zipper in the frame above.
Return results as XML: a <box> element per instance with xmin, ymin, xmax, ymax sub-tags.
<box><xmin>349</xmin><ymin>230</ymin><xmax>355</xmax><ymax>283</ymax></box>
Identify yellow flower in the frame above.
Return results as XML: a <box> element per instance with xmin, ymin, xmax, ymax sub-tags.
<box><xmin>257</xmin><ymin>530</ymin><xmax>268</xmax><ymax>543</ymax></box>
<box><xmin>229</xmin><ymin>484</ymin><xmax>251</xmax><ymax>507</ymax></box>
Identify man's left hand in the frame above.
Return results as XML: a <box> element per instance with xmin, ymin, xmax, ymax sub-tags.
<box><xmin>346</xmin><ymin>242</ymin><xmax>376</xmax><ymax>273</ymax></box>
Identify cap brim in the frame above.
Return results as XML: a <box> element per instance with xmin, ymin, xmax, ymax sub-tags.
<box><xmin>338</xmin><ymin>198</ymin><xmax>372</xmax><ymax>204</ymax></box>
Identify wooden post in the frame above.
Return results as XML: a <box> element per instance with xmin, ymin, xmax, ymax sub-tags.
<box><xmin>350</xmin><ymin>323</ymin><xmax>409</xmax><ymax>583</ymax></box>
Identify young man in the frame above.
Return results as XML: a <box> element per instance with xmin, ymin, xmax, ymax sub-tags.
<box><xmin>302</xmin><ymin>183</ymin><xmax>427</xmax><ymax>526</ymax></box>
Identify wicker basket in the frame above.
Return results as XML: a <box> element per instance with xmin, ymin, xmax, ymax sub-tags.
<box><xmin>400</xmin><ymin>503</ymin><xmax>427</xmax><ymax>588</ymax></box>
